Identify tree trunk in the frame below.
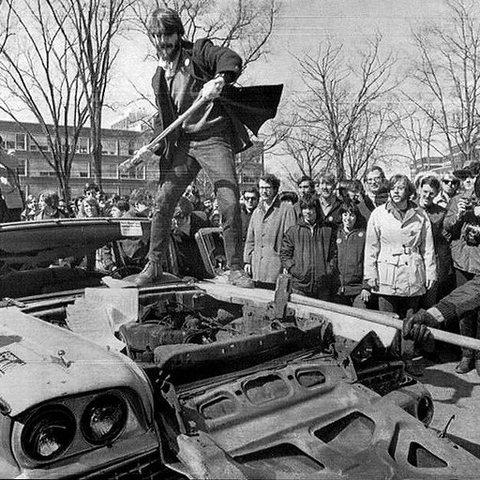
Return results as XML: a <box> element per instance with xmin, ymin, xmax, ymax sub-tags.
<box><xmin>57</xmin><ymin>173</ymin><xmax>71</xmax><ymax>203</ymax></box>
<box><xmin>90</xmin><ymin>96</ymin><xmax>103</xmax><ymax>188</ymax></box>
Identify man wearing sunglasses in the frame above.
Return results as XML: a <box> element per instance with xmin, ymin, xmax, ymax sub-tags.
<box><xmin>435</xmin><ymin>174</ymin><xmax>460</xmax><ymax>209</ymax></box>
<box><xmin>241</xmin><ymin>188</ymin><xmax>259</xmax><ymax>245</ymax></box>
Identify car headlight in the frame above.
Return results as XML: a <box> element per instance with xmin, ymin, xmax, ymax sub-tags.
<box><xmin>21</xmin><ymin>405</ymin><xmax>76</xmax><ymax>461</ymax></box>
<box><xmin>81</xmin><ymin>392</ymin><xmax>128</xmax><ymax>445</ymax></box>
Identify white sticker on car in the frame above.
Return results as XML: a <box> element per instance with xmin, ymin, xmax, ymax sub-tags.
<box><xmin>0</xmin><ymin>351</ymin><xmax>25</xmax><ymax>375</ymax></box>
<box><xmin>120</xmin><ymin>221</ymin><xmax>143</xmax><ymax>237</ymax></box>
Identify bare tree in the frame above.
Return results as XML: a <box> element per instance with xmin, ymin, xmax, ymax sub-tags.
<box><xmin>0</xmin><ymin>0</ymin><xmax>89</xmax><ymax>200</ymax></box>
<box><xmin>50</xmin><ymin>0</ymin><xmax>134</xmax><ymax>187</ymax></box>
<box><xmin>279</xmin><ymin>35</ymin><xmax>397</xmax><ymax>181</ymax></box>
<box><xmin>0</xmin><ymin>0</ymin><xmax>12</xmax><ymax>55</ymax></box>
<box><xmin>391</xmin><ymin>104</ymin><xmax>446</xmax><ymax>171</ymax></box>
<box><xmin>409</xmin><ymin>0</ymin><xmax>480</xmax><ymax>168</ymax></box>
<box><xmin>270</xmin><ymin>113</ymin><xmax>330</xmax><ymax>185</ymax></box>
<box><xmin>131</xmin><ymin>0</ymin><xmax>280</xmax><ymax>70</ymax></box>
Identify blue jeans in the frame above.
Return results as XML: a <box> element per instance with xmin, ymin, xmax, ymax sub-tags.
<box><xmin>148</xmin><ymin>133</ymin><xmax>243</xmax><ymax>270</ymax></box>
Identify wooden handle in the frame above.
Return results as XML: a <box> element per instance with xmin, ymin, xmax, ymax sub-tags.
<box><xmin>290</xmin><ymin>293</ymin><xmax>480</xmax><ymax>351</ymax></box>
<box><xmin>118</xmin><ymin>97</ymin><xmax>209</xmax><ymax>173</ymax></box>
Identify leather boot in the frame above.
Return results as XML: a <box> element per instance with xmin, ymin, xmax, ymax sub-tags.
<box><xmin>455</xmin><ymin>356</ymin><xmax>473</xmax><ymax>374</ymax></box>
<box><xmin>135</xmin><ymin>260</ymin><xmax>163</xmax><ymax>286</ymax></box>
<box><xmin>228</xmin><ymin>269</ymin><xmax>254</xmax><ymax>288</ymax></box>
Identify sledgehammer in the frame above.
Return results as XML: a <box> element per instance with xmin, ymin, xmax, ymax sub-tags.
<box><xmin>118</xmin><ymin>96</ymin><xmax>209</xmax><ymax>174</ymax></box>
<box><xmin>290</xmin><ymin>293</ymin><xmax>480</xmax><ymax>352</ymax></box>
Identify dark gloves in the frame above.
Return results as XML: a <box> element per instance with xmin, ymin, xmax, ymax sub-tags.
<box><xmin>403</xmin><ymin>309</ymin><xmax>441</xmax><ymax>346</ymax></box>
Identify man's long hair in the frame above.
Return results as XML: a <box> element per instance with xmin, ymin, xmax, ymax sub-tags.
<box><xmin>148</xmin><ymin>7</ymin><xmax>185</xmax><ymax>37</ymax></box>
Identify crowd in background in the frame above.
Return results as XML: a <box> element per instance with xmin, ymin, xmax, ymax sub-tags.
<box><xmin>6</xmin><ymin>161</ymin><xmax>480</xmax><ymax>375</ymax></box>
<box><xmin>240</xmin><ymin>164</ymin><xmax>480</xmax><ymax>376</ymax></box>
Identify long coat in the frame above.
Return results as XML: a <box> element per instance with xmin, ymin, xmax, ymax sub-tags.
<box><xmin>244</xmin><ymin>196</ymin><xmax>297</xmax><ymax>284</ymax></box>
<box><xmin>336</xmin><ymin>228</ymin><xmax>367</xmax><ymax>296</ymax></box>
<box><xmin>364</xmin><ymin>202</ymin><xmax>437</xmax><ymax>297</ymax></box>
<box><xmin>280</xmin><ymin>220</ymin><xmax>337</xmax><ymax>297</ymax></box>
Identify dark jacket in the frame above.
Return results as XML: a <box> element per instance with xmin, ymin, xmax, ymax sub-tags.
<box><xmin>444</xmin><ymin>193</ymin><xmax>480</xmax><ymax>274</ymax></box>
<box><xmin>151</xmin><ymin>38</ymin><xmax>250</xmax><ymax>159</ymax></box>
<box><xmin>364</xmin><ymin>189</ymin><xmax>389</xmax><ymax>211</ymax></box>
<box><xmin>280</xmin><ymin>220</ymin><xmax>337</xmax><ymax>298</ymax></box>
<box><xmin>424</xmin><ymin>203</ymin><xmax>453</xmax><ymax>281</ymax></box>
<box><xmin>336</xmin><ymin>227</ymin><xmax>367</xmax><ymax>296</ymax></box>
<box><xmin>436</xmin><ymin>274</ymin><xmax>480</xmax><ymax>324</ymax></box>
<box><xmin>240</xmin><ymin>204</ymin><xmax>255</xmax><ymax>244</ymax></box>
<box><xmin>318</xmin><ymin>196</ymin><xmax>344</xmax><ymax>231</ymax></box>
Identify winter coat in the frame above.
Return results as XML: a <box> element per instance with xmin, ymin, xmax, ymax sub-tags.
<box><xmin>34</xmin><ymin>208</ymin><xmax>67</xmax><ymax>220</ymax></box>
<box><xmin>280</xmin><ymin>220</ymin><xmax>337</xmax><ymax>297</ymax></box>
<box><xmin>364</xmin><ymin>201</ymin><xmax>437</xmax><ymax>297</ymax></box>
<box><xmin>336</xmin><ymin>228</ymin><xmax>367</xmax><ymax>296</ymax></box>
<box><xmin>435</xmin><ymin>273</ymin><xmax>480</xmax><ymax>323</ymax></box>
<box><xmin>318</xmin><ymin>196</ymin><xmax>343</xmax><ymax>230</ymax></box>
<box><xmin>151</xmin><ymin>38</ymin><xmax>251</xmax><ymax>159</ymax></box>
<box><xmin>444</xmin><ymin>193</ymin><xmax>480</xmax><ymax>274</ymax></box>
<box><xmin>423</xmin><ymin>203</ymin><xmax>453</xmax><ymax>281</ymax></box>
<box><xmin>244</xmin><ymin>196</ymin><xmax>297</xmax><ymax>284</ymax></box>
<box><xmin>364</xmin><ymin>188</ymin><xmax>389</xmax><ymax>211</ymax></box>
<box><xmin>241</xmin><ymin>204</ymin><xmax>255</xmax><ymax>244</ymax></box>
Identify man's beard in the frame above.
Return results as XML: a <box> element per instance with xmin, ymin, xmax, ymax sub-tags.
<box><xmin>158</xmin><ymin>38</ymin><xmax>181</xmax><ymax>62</ymax></box>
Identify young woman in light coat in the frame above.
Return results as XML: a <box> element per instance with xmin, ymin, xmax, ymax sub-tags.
<box><xmin>364</xmin><ymin>174</ymin><xmax>437</xmax><ymax>319</ymax></box>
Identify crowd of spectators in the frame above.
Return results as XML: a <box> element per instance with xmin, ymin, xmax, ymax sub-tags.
<box><xmin>5</xmin><ymin>162</ymin><xmax>480</xmax><ymax>375</ymax></box>
<box><xmin>239</xmin><ymin>165</ymin><xmax>480</xmax><ymax>376</ymax></box>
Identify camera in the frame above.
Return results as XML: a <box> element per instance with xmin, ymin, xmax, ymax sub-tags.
<box><xmin>463</xmin><ymin>198</ymin><xmax>480</xmax><ymax>212</ymax></box>
<box><xmin>464</xmin><ymin>222</ymin><xmax>480</xmax><ymax>246</ymax></box>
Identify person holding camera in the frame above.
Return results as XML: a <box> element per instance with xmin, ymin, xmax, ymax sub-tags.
<box><xmin>443</xmin><ymin>162</ymin><xmax>480</xmax><ymax>373</ymax></box>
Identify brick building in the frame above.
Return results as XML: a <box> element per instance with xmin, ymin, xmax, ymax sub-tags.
<box><xmin>0</xmin><ymin>119</ymin><xmax>159</xmax><ymax>199</ymax></box>
<box><xmin>0</xmin><ymin>118</ymin><xmax>264</xmax><ymax>200</ymax></box>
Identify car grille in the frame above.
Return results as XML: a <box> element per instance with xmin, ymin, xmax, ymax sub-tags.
<box><xmin>78</xmin><ymin>450</ymin><xmax>170</xmax><ymax>480</ymax></box>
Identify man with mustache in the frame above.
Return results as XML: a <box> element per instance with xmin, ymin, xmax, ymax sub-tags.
<box><xmin>135</xmin><ymin>7</ymin><xmax>253</xmax><ymax>288</ymax></box>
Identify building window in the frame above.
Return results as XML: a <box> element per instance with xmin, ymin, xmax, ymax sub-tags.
<box><xmin>120</xmin><ymin>165</ymin><xmax>145</xmax><ymax>180</ymax></box>
<box><xmin>16</xmin><ymin>158</ymin><xmax>27</xmax><ymax>177</ymax></box>
<box><xmin>119</xmin><ymin>139</ymin><xmax>130</xmax><ymax>156</ymax></box>
<box><xmin>102</xmin><ymin>139</ymin><xmax>117</xmax><ymax>156</ymax></box>
<box><xmin>241</xmin><ymin>173</ymin><xmax>257</xmax><ymax>184</ymax></box>
<box><xmin>71</xmin><ymin>161</ymin><xmax>89</xmax><ymax>178</ymax></box>
<box><xmin>103</xmin><ymin>163</ymin><xmax>118</xmax><ymax>179</ymax></box>
<box><xmin>29</xmin><ymin>135</ymin><xmax>50</xmax><ymax>152</ymax></box>
<box><xmin>129</xmin><ymin>138</ymin><xmax>143</xmax><ymax>155</ymax></box>
<box><xmin>1</xmin><ymin>132</ymin><xmax>27</xmax><ymax>151</ymax></box>
<box><xmin>39</xmin><ymin>170</ymin><xmax>56</xmax><ymax>177</ymax></box>
<box><xmin>76</xmin><ymin>137</ymin><xmax>89</xmax><ymax>154</ymax></box>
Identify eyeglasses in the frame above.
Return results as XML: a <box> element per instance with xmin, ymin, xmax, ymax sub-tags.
<box><xmin>442</xmin><ymin>179</ymin><xmax>457</xmax><ymax>185</ymax></box>
<box><xmin>244</xmin><ymin>197</ymin><xmax>257</xmax><ymax>202</ymax></box>
<box><xmin>259</xmin><ymin>186</ymin><xmax>273</xmax><ymax>190</ymax></box>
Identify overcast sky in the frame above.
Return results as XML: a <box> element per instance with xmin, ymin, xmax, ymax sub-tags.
<box><xmin>107</xmin><ymin>0</ymin><xmax>450</xmax><ymax>127</ymax></box>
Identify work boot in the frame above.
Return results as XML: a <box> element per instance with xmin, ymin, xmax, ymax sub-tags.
<box><xmin>135</xmin><ymin>260</ymin><xmax>163</xmax><ymax>286</ymax></box>
<box><xmin>228</xmin><ymin>269</ymin><xmax>254</xmax><ymax>288</ymax></box>
<box><xmin>455</xmin><ymin>356</ymin><xmax>474</xmax><ymax>374</ymax></box>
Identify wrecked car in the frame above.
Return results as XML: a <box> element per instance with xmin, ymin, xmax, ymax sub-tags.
<box><xmin>1</xmin><ymin>218</ymin><xmax>480</xmax><ymax>479</ymax></box>
<box><xmin>0</xmin><ymin>218</ymin><xmax>164</xmax><ymax>479</ymax></box>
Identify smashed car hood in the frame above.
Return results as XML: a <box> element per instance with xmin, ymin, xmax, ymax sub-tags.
<box><xmin>0</xmin><ymin>307</ymin><xmax>151</xmax><ymax>417</ymax></box>
<box><xmin>0</xmin><ymin>218</ymin><xmax>151</xmax><ymax>268</ymax></box>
